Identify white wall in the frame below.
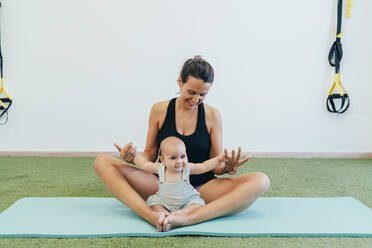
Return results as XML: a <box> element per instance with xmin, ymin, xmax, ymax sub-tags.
<box><xmin>0</xmin><ymin>0</ymin><xmax>371</xmax><ymax>153</ymax></box>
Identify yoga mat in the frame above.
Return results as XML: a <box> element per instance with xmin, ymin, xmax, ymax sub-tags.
<box><xmin>0</xmin><ymin>197</ymin><xmax>372</xmax><ymax>238</ymax></box>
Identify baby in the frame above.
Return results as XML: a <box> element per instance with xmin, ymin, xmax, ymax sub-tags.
<box><xmin>129</xmin><ymin>136</ymin><xmax>227</xmax><ymax>216</ymax></box>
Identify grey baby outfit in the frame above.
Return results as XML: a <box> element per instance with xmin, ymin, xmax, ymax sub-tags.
<box><xmin>146</xmin><ymin>164</ymin><xmax>205</xmax><ymax>212</ymax></box>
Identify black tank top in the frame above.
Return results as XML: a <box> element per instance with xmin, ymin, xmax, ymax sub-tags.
<box><xmin>157</xmin><ymin>97</ymin><xmax>216</xmax><ymax>186</ymax></box>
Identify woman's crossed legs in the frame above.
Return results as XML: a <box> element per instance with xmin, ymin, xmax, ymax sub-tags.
<box><xmin>93</xmin><ymin>155</ymin><xmax>270</xmax><ymax>232</ymax></box>
<box><xmin>163</xmin><ymin>172</ymin><xmax>270</xmax><ymax>231</ymax></box>
<box><xmin>93</xmin><ymin>155</ymin><xmax>166</xmax><ymax>231</ymax></box>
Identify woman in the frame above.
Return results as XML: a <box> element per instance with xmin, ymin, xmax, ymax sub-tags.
<box><xmin>94</xmin><ymin>56</ymin><xmax>270</xmax><ymax>232</ymax></box>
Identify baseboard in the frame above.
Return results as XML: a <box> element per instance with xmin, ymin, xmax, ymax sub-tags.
<box><xmin>247</xmin><ymin>152</ymin><xmax>372</xmax><ymax>158</ymax></box>
<box><xmin>0</xmin><ymin>151</ymin><xmax>371</xmax><ymax>158</ymax></box>
<box><xmin>0</xmin><ymin>152</ymin><xmax>118</xmax><ymax>158</ymax></box>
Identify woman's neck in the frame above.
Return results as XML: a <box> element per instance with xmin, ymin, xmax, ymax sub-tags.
<box><xmin>175</xmin><ymin>98</ymin><xmax>198</xmax><ymax>114</ymax></box>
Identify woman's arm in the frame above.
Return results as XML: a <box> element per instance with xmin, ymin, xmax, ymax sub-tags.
<box><xmin>134</xmin><ymin>101</ymin><xmax>169</xmax><ymax>174</ymax></box>
<box><xmin>207</xmin><ymin>105</ymin><xmax>250</xmax><ymax>175</ymax></box>
<box><xmin>142</xmin><ymin>102</ymin><xmax>167</xmax><ymax>162</ymax></box>
<box><xmin>207</xmin><ymin>107</ymin><xmax>226</xmax><ymax>175</ymax></box>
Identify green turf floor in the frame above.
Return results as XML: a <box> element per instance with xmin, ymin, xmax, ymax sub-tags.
<box><xmin>0</xmin><ymin>157</ymin><xmax>371</xmax><ymax>248</ymax></box>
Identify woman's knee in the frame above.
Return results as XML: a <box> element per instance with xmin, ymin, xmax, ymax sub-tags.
<box><xmin>93</xmin><ymin>154</ymin><xmax>118</xmax><ymax>173</ymax></box>
<box><xmin>243</xmin><ymin>172</ymin><xmax>270</xmax><ymax>195</ymax></box>
<box><xmin>254</xmin><ymin>172</ymin><xmax>270</xmax><ymax>194</ymax></box>
<box><xmin>93</xmin><ymin>154</ymin><xmax>136</xmax><ymax>180</ymax></box>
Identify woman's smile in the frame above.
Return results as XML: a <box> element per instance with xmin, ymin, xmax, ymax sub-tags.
<box><xmin>186</xmin><ymin>99</ymin><xmax>197</xmax><ymax>107</ymax></box>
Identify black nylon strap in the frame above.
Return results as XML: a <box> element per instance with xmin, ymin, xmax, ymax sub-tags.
<box><xmin>328</xmin><ymin>39</ymin><xmax>343</xmax><ymax>73</ymax></box>
<box><xmin>328</xmin><ymin>0</ymin><xmax>343</xmax><ymax>73</ymax></box>
<box><xmin>326</xmin><ymin>94</ymin><xmax>350</xmax><ymax>114</ymax></box>
<box><xmin>0</xmin><ymin>98</ymin><xmax>11</xmax><ymax>114</ymax></box>
<box><xmin>327</xmin><ymin>0</ymin><xmax>350</xmax><ymax>114</ymax></box>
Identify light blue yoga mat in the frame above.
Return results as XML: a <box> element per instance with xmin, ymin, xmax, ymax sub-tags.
<box><xmin>0</xmin><ymin>197</ymin><xmax>372</xmax><ymax>238</ymax></box>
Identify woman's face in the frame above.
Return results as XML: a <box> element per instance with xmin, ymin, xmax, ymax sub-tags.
<box><xmin>178</xmin><ymin>76</ymin><xmax>212</xmax><ymax>109</ymax></box>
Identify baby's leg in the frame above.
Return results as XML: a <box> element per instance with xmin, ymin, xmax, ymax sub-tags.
<box><xmin>151</xmin><ymin>204</ymin><xmax>170</xmax><ymax>216</ymax></box>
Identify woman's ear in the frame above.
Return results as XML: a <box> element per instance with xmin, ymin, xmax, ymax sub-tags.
<box><xmin>159</xmin><ymin>156</ymin><xmax>164</xmax><ymax>163</ymax></box>
<box><xmin>177</xmin><ymin>76</ymin><xmax>183</xmax><ymax>88</ymax></box>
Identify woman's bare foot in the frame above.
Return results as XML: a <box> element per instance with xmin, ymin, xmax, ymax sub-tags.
<box><xmin>149</xmin><ymin>211</ymin><xmax>167</xmax><ymax>232</ymax></box>
<box><xmin>162</xmin><ymin>212</ymin><xmax>188</xmax><ymax>232</ymax></box>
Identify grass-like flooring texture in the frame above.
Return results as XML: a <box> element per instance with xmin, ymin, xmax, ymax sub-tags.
<box><xmin>0</xmin><ymin>157</ymin><xmax>371</xmax><ymax>248</ymax></box>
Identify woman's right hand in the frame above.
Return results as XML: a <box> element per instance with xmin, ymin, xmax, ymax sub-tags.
<box><xmin>113</xmin><ymin>142</ymin><xmax>137</xmax><ymax>164</ymax></box>
<box><xmin>222</xmin><ymin>147</ymin><xmax>251</xmax><ymax>175</ymax></box>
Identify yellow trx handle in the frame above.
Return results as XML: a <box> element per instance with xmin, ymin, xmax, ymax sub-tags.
<box><xmin>0</xmin><ymin>78</ymin><xmax>12</xmax><ymax>100</ymax></box>
<box><xmin>346</xmin><ymin>0</ymin><xmax>352</xmax><ymax>18</ymax></box>
<box><xmin>0</xmin><ymin>79</ymin><xmax>5</xmax><ymax>108</ymax></box>
<box><xmin>0</xmin><ymin>78</ymin><xmax>12</xmax><ymax>108</ymax></box>
<box><xmin>329</xmin><ymin>73</ymin><xmax>347</xmax><ymax>96</ymax></box>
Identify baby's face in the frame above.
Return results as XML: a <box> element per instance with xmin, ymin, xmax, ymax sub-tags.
<box><xmin>161</xmin><ymin>144</ymin><xmax>188</xmax><ymax>173</ymax></box>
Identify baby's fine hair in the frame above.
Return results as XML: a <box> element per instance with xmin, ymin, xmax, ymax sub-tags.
<box><xmin>159</xmin><ymin>136</ymin><xmax>185</xmax><ymax>156</ymax></box>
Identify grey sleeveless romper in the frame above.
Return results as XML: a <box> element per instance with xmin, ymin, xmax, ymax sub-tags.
<box><xmin>146</xmin><ymin>164</ymin><xmax>205</xmax><ymax>212</ymax></box>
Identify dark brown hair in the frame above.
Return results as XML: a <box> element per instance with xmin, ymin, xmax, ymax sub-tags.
<box><xmin>179</xmin><ymin>56</ymin><xmax>214</xmax><ymax>84</ymax></box>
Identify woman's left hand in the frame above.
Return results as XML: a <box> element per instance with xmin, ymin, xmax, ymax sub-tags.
<box><xmin>114</xmin><ymin>142</ymin><xmax>137</xmax><ymax>164</ymax></box>
<box><xmin>222</xmin><ymin>147</ymin><xmax>251</xmax><ymax>175</ymax></box>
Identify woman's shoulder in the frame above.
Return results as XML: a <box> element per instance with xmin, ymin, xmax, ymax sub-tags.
<box><xmin>203</xmin><ymin>103</ymin><xmax>222</xmax><ymax>122</ymax></box>
<box><xmin>151</xmin><ymin>99</ymin><xmax>171</xmax><ymax>115</ymax></box>
<box><xmin>203</xmin><ymin>102</ymin><xmax>222</xmax><ymax>133</ymax></box>
<box><xmin>149</xmin><ymin>100</ymin><xmax>172</xmax><ymax>130</ymax></box>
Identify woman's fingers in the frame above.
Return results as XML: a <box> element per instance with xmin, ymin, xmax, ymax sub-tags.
<box><xmin>228</xmin><ymin>167</ymin><xmax>237</xmax><ymax>175</ymax></box>
<box><xmin>123</xmin><ymin>142</ymin><xmax>133</xmax><ymax>153</ymax></box>
<box><xmin>113</xmin><ymin>142</ymin><xmax>122</xmax><ymax>152</ymax></box>
<box><xmin>128</xmin><ymin>146</ymin><xmax>133</xmax><ymax>154</ymax></box>
<box><xmin>128</xmin><ymin>146</ymin><xmax>137</xmax><ymax>161</ymax></box>
<box><xmin>219</xmin><ymin>147</ymin><xmax>250</xmax><ymax>174</ymax></box>
<box><xmin>223</xmin><ymin>148</ymin><xmax>249</xmax><ymax>172</ymax></box>
<box><xmin>235</xmin><ymin>147</ymin><xmax>241</xmax><ymax>162</ymax></box>
<box><xmin>114</xmin><ymin>142</ymin><xmax>137</xmax><ymax>163</ymax></box>
<box><xmin>238</xmin><ymin>156</ymin><xmax>251</xmax><ymax>166</ymax></box>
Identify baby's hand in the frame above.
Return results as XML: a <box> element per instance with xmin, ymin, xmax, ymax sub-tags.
<box><xmin>113</xmin><ymin>142</ymin><xmax>137</xmax><ymax>164</ymax></box>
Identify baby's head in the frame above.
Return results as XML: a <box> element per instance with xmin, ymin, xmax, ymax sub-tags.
<box><xmin>159</xmin><ymin>136</ymin><xmax>188</xmax><ymax>172</ymax></box>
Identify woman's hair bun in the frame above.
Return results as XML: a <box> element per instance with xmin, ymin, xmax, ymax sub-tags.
<box><xmin>179</xmin><ymin>55</ymin><xmax>214</xmax><ymax>84</ymax></box>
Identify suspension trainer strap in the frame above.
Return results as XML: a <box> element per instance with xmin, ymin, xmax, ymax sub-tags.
<box><xmin>0</xmin><ymin>0</ymin><xmax>13</xmax><ymax>124</ymax></box>
<box><xmin>326</xmin><ymin>0</ymin><xmax>351</xmax><ymax>114</ymax></box>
